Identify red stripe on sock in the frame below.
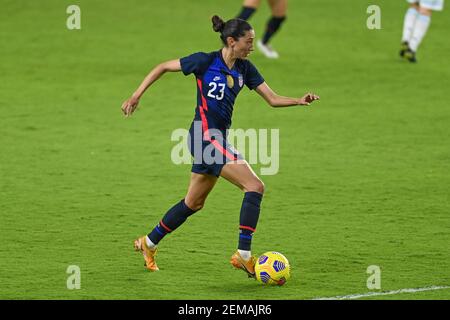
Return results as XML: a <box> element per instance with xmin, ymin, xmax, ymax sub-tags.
<box><xmin>239</xmin><ymin>225</ymin><xmax>256</xmax><ymax>232</ymax></box>
<box><xmin>160</xmin><ymin>221</ymin><xmax>172</xmax><ymax>232</ymax></box>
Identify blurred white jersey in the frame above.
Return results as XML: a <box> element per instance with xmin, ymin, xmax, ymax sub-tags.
<box><xmin>407</xmin><ymin>0</ymin><xmax>444</xmax><ymax>11</ymax></box>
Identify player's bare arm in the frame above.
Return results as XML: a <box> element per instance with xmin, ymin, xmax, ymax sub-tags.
<box><xmin>255</xmin><ymin>81</ymin><xmax>320</xmax><ymax>107</ymax></box>
<box><xmin>121</xmin><ymin>59</ymin><xmax>181</xmax><ymax>117</ymax></box>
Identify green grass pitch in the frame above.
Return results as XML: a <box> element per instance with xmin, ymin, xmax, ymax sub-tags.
<box><xmin>0</xmin><ymin>0</ymin><xmax>449</xmax><ymax>299</ymax></box>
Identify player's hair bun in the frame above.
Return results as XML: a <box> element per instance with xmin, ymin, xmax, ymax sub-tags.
<box><xmin>212</xmin><ymin>15</ymin><xmax>225</xmax><ymax>33</ymax></box>
<box><xmin>211</xmin><ymin>15</ymin><xmax>252</xmax><ymax>46</ymax></box>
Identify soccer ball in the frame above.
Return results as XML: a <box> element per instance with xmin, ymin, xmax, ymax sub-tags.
<box><xmin>255</xmin><ymin>251</ymin><xmax>291</xmax><ymax>286</ymax></box>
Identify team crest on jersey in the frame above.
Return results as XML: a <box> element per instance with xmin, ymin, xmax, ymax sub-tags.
<box><xmin>226</xmin><ymin>75</ymin><xmax>234</xmax><ymax>88</ymax></box>
<box><xmin>238</xmin><ymin>74</ymin><xmax>244</xmax><ymax>87</ymax></box>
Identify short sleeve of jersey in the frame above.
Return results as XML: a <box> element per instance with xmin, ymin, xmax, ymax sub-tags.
<box><xmin>244</xmin><ymin>60</ymin><xmax>264</xmax><ymax>90</ymax></box>
<box><xmin>180</xmin><ymin>52</ymin><xmax>214</xmax><ymax>77</ymax></box>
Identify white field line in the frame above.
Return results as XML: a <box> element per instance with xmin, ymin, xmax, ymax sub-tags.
<box><xmin>312</xmin><ymin>285</ymin><xmax>450</xmax><ymax>300</ymax></box>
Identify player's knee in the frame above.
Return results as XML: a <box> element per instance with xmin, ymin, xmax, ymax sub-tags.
<box><xmin>190</xmin><ymin>203</ymin><xmax>204</xmax><ymax>211</ymax></box>
<box><xmin>185</xmin><ymin>198</ymin><xmax>205</xmax><ymax>211</ymax></box>
<box><xmin>244</xmin><ymin>179</ymin><xmax>265</xmax><ymax>194</ymax></box>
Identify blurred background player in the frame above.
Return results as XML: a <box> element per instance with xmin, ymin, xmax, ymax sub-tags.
<box><xmin>400</xmin><ymin>0</ymin><xmax>444</xmax><ymax>62</ymax></box>
<box><xmin>236</xmin><ymin>0</ymin><xmax>287</xmax><ymax>59</ymax></box>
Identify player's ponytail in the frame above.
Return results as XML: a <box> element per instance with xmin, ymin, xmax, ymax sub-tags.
<box><xmin>211</xmin><ymin>15</ymin><xmax>253</xmax><ymax>46</ymax></box>
<box><xmin>212</xmin><ymin>15</ymin><xmax>225</xmax><ymax>33</ymax></box>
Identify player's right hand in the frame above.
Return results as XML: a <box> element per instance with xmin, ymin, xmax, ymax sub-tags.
<box><xmin>121</xmin><ymin>97</ymin><xmax>140</xmax><ymax>117</ymax></box>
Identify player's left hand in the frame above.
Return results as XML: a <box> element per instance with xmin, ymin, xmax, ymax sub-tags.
<box><xmin>121</xmin><ymin>96</ymin><xmax>140</xmax><ymax>117</ymax></box>
<box><xmin>298</xmin><ymin>93</ymin><xmax>320</xmax><ymax>106</ymax></box>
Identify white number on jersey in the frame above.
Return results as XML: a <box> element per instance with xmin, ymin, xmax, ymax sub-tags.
<box><xmin>207</xmin><ymin>82</ymin><xmax>225</xmax><ymax>100</ymax></box>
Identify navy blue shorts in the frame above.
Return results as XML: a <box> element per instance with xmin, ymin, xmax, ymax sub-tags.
<box><xmin>188</xmin><ymin>120</ymin><xmax>242</xmax><ymax>177</ymax></box>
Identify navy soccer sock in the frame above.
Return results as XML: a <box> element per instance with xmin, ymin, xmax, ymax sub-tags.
<box><xmin>262</xmin><ymin>16</ymin><xmax>286</xmax><ymax>44</ymax></box>
<box><xmin>237</xmin><ymin>6</ymin><xmax>256</xmax><ymax>20</ymax></box>
<box><xmin>148</xmin><ymin>199</ymin><xmax>197</xmax><ymax>245</ymax></box>
<box><xmin>238</xmin><ymin>192</ymin><xmax>263</xmax><ymax>251</ymax></box>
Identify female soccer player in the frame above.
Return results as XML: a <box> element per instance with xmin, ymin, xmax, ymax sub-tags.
<box><xmin>400</xmin><ymin>0</ymin><xmax>444</xmax><ymax>62</ymax></box>
<box><xmin>121</xmin><ymin>15</ymin><xmax>319</xmax><ymax>278</ymax></box>
<box><xmin>236</xmin><ymin>0</ymin><xmax>288</xmax><ymax>59</ymax></box>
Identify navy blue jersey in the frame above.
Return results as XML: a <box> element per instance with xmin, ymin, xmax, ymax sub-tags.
<box><xmin>180</xmin><ymin>50</ymin><xmax>264</xmax><ymax>130</ymax></box>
